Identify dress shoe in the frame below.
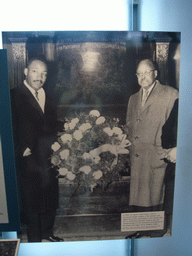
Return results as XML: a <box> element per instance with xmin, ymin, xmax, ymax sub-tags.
<box><xmin>125</xmin><ymin>232</ymin><xmax>152</xmax><ymax>239</ymax></box>
<box><xmin>43</xmin><ymin>235</ymin><xmax>64</xmax><ymax>242</ymax></box>
<box><xmin>125</xmin><ymin>232</ymin><xmax>140</xmax><ymax>239</ymax></box>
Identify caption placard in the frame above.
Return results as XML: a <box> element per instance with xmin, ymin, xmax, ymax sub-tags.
<box><xmin>121</xmin><ymin>211</ymin><xmax>164</xmax><ymax>232</ymax></box>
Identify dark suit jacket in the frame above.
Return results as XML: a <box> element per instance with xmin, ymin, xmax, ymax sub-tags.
<box><xmin>11</xmin><ymin>84</ymin><xmax>61</xmax><ymax>213</ymax></box>
<box><xmin>162</xmin><ymin>98</ymin><xmax>178</xmax><ymax>149</ymax></box>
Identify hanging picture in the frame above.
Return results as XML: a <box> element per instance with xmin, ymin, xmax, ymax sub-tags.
<box><xmin>2</xmin><ymin>31</ymin><xmax>180</xmax><ymax>242</ymax></box>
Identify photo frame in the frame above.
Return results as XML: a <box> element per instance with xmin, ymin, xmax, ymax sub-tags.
<box><xmin>2</xmin><ymin>31</ymin><xmax>180</xmax><ymax>242</ymax></box>
<box><xmin>0</xmin><ymin>239</ymin><xmax>20</xmax><ymax>256</ymax></box>
<box><xmin>0</xmin><ymin>49</ymin><xmax>20</xmax><ymax>232</ymax></box>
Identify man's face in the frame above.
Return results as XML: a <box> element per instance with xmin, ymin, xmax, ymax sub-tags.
<box><xmin>24</xmin><ymin>60</ymin><xmax>47</xmax><ymax>91</ymax></box>
<box><xmin>136</xmin><ymin>62</ymin><xmax>157</xmax><ymax>89</ymax></box>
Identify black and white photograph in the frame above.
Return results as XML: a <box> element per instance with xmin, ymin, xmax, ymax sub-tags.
<box><xmin>2</xmin><ymin>31</ymin><xmax>180</xmax><ymax>242</ymax></box>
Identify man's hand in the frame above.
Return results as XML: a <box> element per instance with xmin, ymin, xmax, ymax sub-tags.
<box><xmin>165</xmin><ymin>147</ymin><xmax>177</xmax><ymax>163</ymax></box>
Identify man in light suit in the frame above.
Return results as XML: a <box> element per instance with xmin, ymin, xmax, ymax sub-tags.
<box><xmin>126</xmin><ymin>59</ymin><xmax>179</xmax><ymax>213</ymax></box>
<box><xmin>11</xmin><ymin>58</ymin><xmax>63</xmax><ymax>242</ymax></box>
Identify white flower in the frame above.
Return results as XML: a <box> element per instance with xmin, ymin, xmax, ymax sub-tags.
<box><xmin>71</xmin><ymin>117</ymin><xmax>79</xmax><ymax>125</ymax></box>
<box><xmin>60</xmin><ymin>133</ymin><xmax>72</xmax><ymax>142</ymax></box>
<box><xmin>58</xmin><ymin>167</ymin><xmax>68</xmax><ymax>176</ymax></box>
<box><xmin>79</xmin><ymin>165</ymin><xmax>91</xmax><ymax>174</ymax></box>
<box><xmin>112</xmin><ymin>127</ymin><xmax>123</xmax><ymax>135</ymax></box>
<box><xmin>64</xmin><ymin>122</ymin><xmax>69</xmax><ymax>130</ymax></box>
<box><xmin>51</xmin><ymin>142</ymin><xmax>61</xmax><ymax>151</ymax></box>
<box><xmin>89</xmin><ymin>110</ymin><xmax>100</xmax><ymax>117</ymax></box>
<box><xmin>92</xmin><ymin>156</ymin><xmax>100</xmax><ymax>164</ymax></box>
<box><xmin>89</xmin><ymin>149</ymin><xmax>97</xmax><ymax>158</ymax></box>
<box><xmin>51</xmin><ymin>155</ymin><xmax>61</xmax><ymax>165</ymax></box>
<box><xmin>67</xmin><ymin>171</ymin><xmax>76</xmax><ymax>180</ymax></box>
<box><xmin>117</xmin><ymin>134</ymin><xmax>124</xmax><ymax>141</ymax></box>
<box><xmin>69</xmin><ymin>122</ymin><xmax>76</xmax><ymax>130</ymax></box>
<box><xmin>68</xmin><ymin>118</ymin><xmax>79</xmax><ymax>130</ymax></box>
<box><xmin>118</xmin><ymin>134</ymin><xmax>131</xmax><ymax>146</ymax></box>
<box><xmin>93</xmin><ymin>170</ymin><xmax>103</xmax><ymax>180</ymax></box>
<box><xmin>96</xmin><ymin>116</ymin><xmax>106</xmax><ymax>125</ymax></box>
<box><xmin>89</xmin><ymin>150</ymin><xmax>100</xmax><ymax>163</ymax></box>
<box><xmin>59</xmin><ymin>149</ymin><xmax>70</xmax><ymax>160</ymax></box>
<box><xmin>82</xmin><ymin>152</ymin><xmax>91</xmax><ymax>160</ymax></box>
<box><xmin>103</xmin><ymin>127</ymin><xmax>113</xmax><ymax>136</ymax></box>
<box><xmin>73</xmin><ymin>130</ymin><xmax>83</xmax><ymax>140</ymax></box>
<box><xmin>79</xmin><ymin>123</ymin><xmax>92</xmax><ymax>132</ymax></box>
<box><xmin>113</xmin><ymin>117</ymin><xmax>120</xmax><ymax>123</ymax></box>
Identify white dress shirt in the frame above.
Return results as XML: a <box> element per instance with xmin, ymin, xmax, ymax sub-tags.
<box><xmin>23</xmin><ymin>81</ymin><xmax>46</xmax><ymax>157</ymax></box>
<box><xmin>142</xmin><ymin>81</ymin><xmax>156</xmax><ymax>106</ymax></box>
<box><xmin>24</xmin><ymin>80</ymin><xmax>46</xmax><ymax>113</ymax></box>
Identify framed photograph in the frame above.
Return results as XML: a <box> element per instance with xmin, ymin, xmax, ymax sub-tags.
<box><xmin>0</xmin><ymin>239</ymin><xmax>20</xmax><ymax>256</ymax></box>
<box><xmin>0</xmin><ymin>50</ymin><xmax>20</xmax><ymax>232</ymax></box>
<box><xmin>2</xmin><ymin>31</ymin><xmax>180</xmax><ymax>242</ymax></box>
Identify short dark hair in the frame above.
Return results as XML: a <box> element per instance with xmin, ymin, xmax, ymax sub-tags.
<box><xmin>27</xmin><ymin>57</ymin><xmax>47</xmax><ymax>69</ymax></box>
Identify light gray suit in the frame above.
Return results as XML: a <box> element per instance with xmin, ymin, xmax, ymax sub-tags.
<box><xmin>126</xmin><ymin>80</ymin><xmax>179</xmax><ymax>207</ymax></box>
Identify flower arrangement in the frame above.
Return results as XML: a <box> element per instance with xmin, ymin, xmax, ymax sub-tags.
<box><xmin>51</xmin><ymin>110</ymin><xmax>131</xmax><ymax>190</ymax></box>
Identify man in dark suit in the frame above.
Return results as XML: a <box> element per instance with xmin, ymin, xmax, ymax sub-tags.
<box><xmin>162</xmin><ymin>98</ymin><xmax>178</xmax><ymax>233</ymax></box>
<box><xmin>11</xmin><ymin>58</ymin><xmax>63</xmax><ymax>242</ymax></box>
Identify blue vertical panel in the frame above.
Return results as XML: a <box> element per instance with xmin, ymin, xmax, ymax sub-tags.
<box><xmin>135</xmin><ymin>0</ymin><xmax>192</xmax><ymax>255</ymax></box>
<box><xmin>0</xmin><ymin>49</ymin><xmax>20</xmax><ymax>232</ymax></box>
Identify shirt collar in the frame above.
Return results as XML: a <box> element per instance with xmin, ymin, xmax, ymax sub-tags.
<box><xmin>24</xmin><ymin>80</ymin><xmax>44</xmax><ymax>95</ymax></box>
<box><xmin>143</xmin><ymin>80</ymin><xmax>156</xmax><ymax>94</ymax></box>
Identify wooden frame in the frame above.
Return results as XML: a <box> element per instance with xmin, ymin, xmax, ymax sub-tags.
<box><xmin>0</xmin><ymin>239</ymin><xmax>20</xmax><ymax>256</ymax></box>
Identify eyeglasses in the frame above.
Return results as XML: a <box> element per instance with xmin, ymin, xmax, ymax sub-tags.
<box><xmin>136</xmin><ymin>70</ymin><xmax>155</xmax><ymax>78</ymax></box>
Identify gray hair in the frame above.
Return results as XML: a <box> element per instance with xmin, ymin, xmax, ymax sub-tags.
<box><xmin>137</xmin><ymin>59</ymin><xmax>157</xmax><ymax>71</ymax></box>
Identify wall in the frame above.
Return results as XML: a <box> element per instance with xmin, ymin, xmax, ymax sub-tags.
<box><xmin>135</xmin><ymin>0</ymin><xmax>192</xmax><ymax>255</ymax></box>
<box><xmin>0</xmin><ymin>0</ymin><xmax>131</xmax><ymax>48</ymax></box>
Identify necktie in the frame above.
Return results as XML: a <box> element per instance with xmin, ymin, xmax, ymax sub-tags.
<box><xmin>35</xmin><ymin>91</ymin><xmax>39</xmax><ymax>101</ymax></box>
<box><xmin>142</xmin><ymin>90</ymin><xmax>149</xmax><ymax>107</ymax></box>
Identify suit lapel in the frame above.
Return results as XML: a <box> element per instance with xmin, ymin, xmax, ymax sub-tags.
<box><xmin>140</xmin><ymin>81</ymin><xmax>161</xmax><ymax>113</ymax></box>
<box><xmin>20</xmin><ymin>84</ymin><xmax>44</xmax><ymax>116</ymax></box>
<box><xmin>134</xmin><ymin>89</ymin><xmax>143</xmax><ymax>116</ymax></box>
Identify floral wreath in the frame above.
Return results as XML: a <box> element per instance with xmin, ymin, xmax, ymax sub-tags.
<box><xmin>51</xmin><ymin>110</ymin><xmax>131</xmax><ymax>190</ymax></box>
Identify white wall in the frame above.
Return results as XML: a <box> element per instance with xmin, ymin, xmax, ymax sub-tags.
<box><xmin>135</xmin><ymin>0</ymin><xmax>192</xmax><ymax>255</ymax></box>
<box><xmin>0</xmin><ymin>0</ymin><xmax>131</xmax><ymax>48</ymax></box>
